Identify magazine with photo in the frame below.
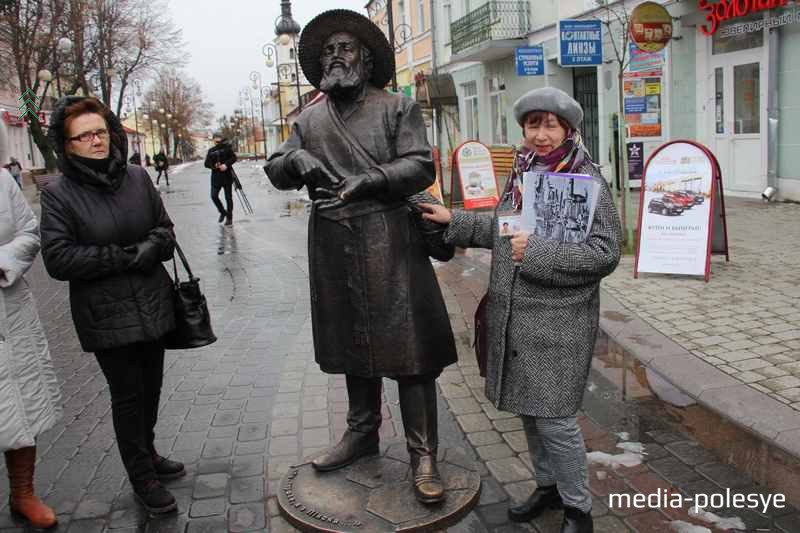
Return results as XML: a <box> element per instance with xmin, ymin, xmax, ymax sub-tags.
<box><xmin>521</xmin><ymin>172</ymin><xmax>601</xmax><ymax>243</ymax></box>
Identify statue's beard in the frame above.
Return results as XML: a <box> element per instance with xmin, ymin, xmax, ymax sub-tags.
<box><xmin>320</xmin><ymin>63</ymin><xmax>367</xmax><ymax>98</ymax></box>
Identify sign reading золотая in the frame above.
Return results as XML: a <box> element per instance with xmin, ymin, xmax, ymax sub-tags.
<box><xmin>558</xmin><ymin>19</ymin><xmax>603</xmax><ymax>66</ymax></box>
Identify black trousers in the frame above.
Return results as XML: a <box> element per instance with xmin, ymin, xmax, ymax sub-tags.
<box><xmin>156</xmin><ymin>169</ymin><xmax>169</xmax><ymax>186</ymax></box>
<box><xmin>211</xmin><ymin>181</ymin><xmax>233</xmax><ymax>217</ymax></box>
<box><xmin>95</xmin><ymin>341</ymin><xmax>164</xmax><ymax>484</ymax></box>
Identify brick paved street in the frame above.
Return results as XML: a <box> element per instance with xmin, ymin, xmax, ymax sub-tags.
<box><xmin>2</xmin><ymin>164</ymin><xmax>798</xmax><ymax>532</ymax></box>
<box><xmin>603</xmin><ymin>198</ymin><xmax>800</xmax><ymax>412</ymax></box>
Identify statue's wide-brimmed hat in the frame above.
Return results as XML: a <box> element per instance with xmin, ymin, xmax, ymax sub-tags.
<box><xmin>298</xmin><ymin>9</ymin><xmax>395</xmax><ymax>90</ymax></box>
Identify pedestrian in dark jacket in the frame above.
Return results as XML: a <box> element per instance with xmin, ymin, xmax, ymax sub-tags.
<box><xmin>154</xmin><ymin>149</ymin><xmax>169</xmax><ymax>186</ymax></box>
<box><xmin>145</xmin><ymin>153</ymin><xmax>151</xmax><ymax>167</ymax></box>
<box><xmin>38</xmin><ymin>96</ymin><xmax>185</xmax><ymax>515</ymax></box>
<box><xmin>204</xmin><ymin>132</ymin><xmax>237</xmax><ymax>225</ymax></box>
<box><xmin>129</xmin><ymin>151</ymin><xmax>142</xmax><ymax>166</ymax></box>
<box><xmin>422</xmin><ymin>87</ymin><xmax>622</xmax><ymax>533</ymax></box>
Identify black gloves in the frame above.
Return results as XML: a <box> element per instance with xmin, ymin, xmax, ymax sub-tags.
<box><xmin>288</xmin><ymin>149</ymin><xmax>341</xmax><ymax>190</ymax></box>
<box><xmin>124</xmin><ymin>240</ymin><xmax>161</xmax><ymax>272</ymax></box>
<box><xmin>315</xmin><ymin>171</ymin><xmax>387</xmax><ymax>211</ymax></box>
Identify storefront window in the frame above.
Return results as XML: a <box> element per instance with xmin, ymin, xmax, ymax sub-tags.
<box><xmin>734</xmin><ymin>62</ymin><xmax>759</xmax><ymax>134</ymax></box>
<box><xmin>715</xmin><ymin>67</ymin><xmax>724</xmax><ymax>134</ymax></box>
<box><xmin>489</xmin><ymin>76</ymin><xmax>508</xmax><ymax>145</ymax></box>
<box><xmin>463</xmin><ymin>81</ymin><xmax>479</xmax><ymax>141</ymax></box>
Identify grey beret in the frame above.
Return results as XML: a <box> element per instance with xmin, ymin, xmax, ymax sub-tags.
<box><xmin>512</xmin><ymin>87</ymin><xmax>584</xmax><ymax>130</ymax></box>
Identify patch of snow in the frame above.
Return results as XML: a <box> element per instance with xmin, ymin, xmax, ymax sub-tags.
<box><xmin>688</xmin><ymin>506</ymin><xmax>746</xmax><ymax>531</ymax></box>
<box><xmin>586</xmin><ymin>451</ymin><xmax>643</xmax><ymax>468</ymax></box>
<box><xmin>617</xmin><ymin>441</ymin><xmax>645</xmax><ymax>454</ymax></box>
<box><xmin>614</xmin><ymin>431</ymin><xmax>630</xmax><ymax>440</ymax></box>
<box><xmin>669</xmin><ymin>520</ymin><xmax>711</xmax><ymax>533</ymax></box>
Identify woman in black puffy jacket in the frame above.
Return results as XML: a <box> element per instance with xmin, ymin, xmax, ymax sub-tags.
<box><xmin>39</xmin><ymin>96</ymin><xmax>183</xmax><ymax>515</ymax></box>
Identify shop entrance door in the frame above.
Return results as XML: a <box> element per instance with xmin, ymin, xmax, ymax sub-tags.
<box><xmin>709</xmin><ymin>48</ymin><xmax>766</xmax><ymax>194</ymax></box>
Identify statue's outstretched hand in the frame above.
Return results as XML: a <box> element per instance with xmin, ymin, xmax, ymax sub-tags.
<box><xmin>289</xmin><ymin>150</ymin><xmax>341</xmax><ymax>189</ymax></box>
<box><xmin>315</xmin><ymin>172</ymin><xmax>385</xmax><ymax>211</ymax></box>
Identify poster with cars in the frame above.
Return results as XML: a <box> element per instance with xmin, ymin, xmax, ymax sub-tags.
<box><xmin>635</xmin><ymin>142</ymin><xmax>716</xmax><ymax>277</ymax></box>
<box><xmin>453</xmin><ymin>141</ymin><xmax>499</xmax><ymax>210</ymax></box>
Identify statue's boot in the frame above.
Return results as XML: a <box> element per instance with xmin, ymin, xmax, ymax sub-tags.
<box><xmin>399</xmin><ymin>379</ymin><xmax>444</xmax><ymax>504</ymax></box>
<box><xmin>312</xmin><ymin>375</ymin><xmax>382</xmax><ymax>472</ymax></box>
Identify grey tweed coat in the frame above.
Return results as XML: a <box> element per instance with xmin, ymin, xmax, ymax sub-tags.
<box><xmin>445</xmin><ymin>162</ymin><xmax>622</xmax><ymax>417</ymax></box>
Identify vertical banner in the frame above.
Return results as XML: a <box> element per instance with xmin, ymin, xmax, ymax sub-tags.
<box><xmin>635</xmin><ymin>141</ymin><xmax>727</xmax><ymax>279</ymax></box>
<box><xmin>627</xmin><ymin>142</ymin><xmax>645</xmax><ymax>182</ymax></box>
<box><xmin>453</xmin><ymin>141</ymin><xmax>499</xmax><ymax>210</ymax></box>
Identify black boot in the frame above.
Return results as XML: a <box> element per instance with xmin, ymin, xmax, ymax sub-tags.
<box><xmin>218</xmin><ymin>212</ymin><xmax>226</xmax><ymax>223</ymax></box>
<box><xmin>561</xmin><ymin>506</ymin><xmax>593</xmax><ymax>533</ymax></box>
<box><xmin>225</xmin><ymin>214</ymin><xmax>233</xmax><ymax>226</ymax></box>
<box><xmin>312</xmin><ymin>375</ymin><xmax>382</xmax><ymax>472</ymax></box>
<box><xmin>399</xmin><ymin>379</ymin><xmax>444</xmax><ymax>504</ymax></box>
<box><xmin>133</xmin><ymin>479</ymin><xmax>177</xmax><ymax>514</ymax></box>
<box><xmin>152</xmin><ymin>454</ymin><xmax>185</xmax><ymax>481</ymax></box>
<box><xmin>508</xmin><ymin>485</ymin><xmax>563</xmax><ymax>522</ymax></box>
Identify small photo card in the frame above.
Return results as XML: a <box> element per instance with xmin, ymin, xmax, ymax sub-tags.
<box><xmin>498</xmin><ymin>212</ymin><xmax>523</xmax><ymax>238</ymax></box>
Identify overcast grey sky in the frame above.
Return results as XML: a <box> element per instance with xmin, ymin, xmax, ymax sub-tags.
<box><xmin>166</xmin><ymin>0</ymin><xmax>368</xmax><ymax>122</ymax></box>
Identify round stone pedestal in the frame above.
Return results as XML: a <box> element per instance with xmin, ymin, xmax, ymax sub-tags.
<box><xmin>277</xmin><ymin>441</ymin><xmax>481</xmax><ymax>532</ymax></box>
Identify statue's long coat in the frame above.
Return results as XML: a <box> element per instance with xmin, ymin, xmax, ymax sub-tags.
<box><xmin>266</xmin><ymin>86</ymin><xmax>457</xmax><ymax>377</ymax></box>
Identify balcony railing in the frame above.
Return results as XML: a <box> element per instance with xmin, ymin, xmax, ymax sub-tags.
<box><xmin>450</xmin><ymin>1</ymin><xmax>530</xmax><ymax>57</ymax></box>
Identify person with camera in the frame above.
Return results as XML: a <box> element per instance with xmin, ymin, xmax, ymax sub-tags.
<box><xmin>204</xmin><ymin>131</ymin><xmax>237</xmax><ymax>226</ymax></box>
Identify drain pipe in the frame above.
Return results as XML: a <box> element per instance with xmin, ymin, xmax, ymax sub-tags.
<box><xmin>764</xmin><ymin>27</ymin><xmax>780</xmax><ymax>202</ymax></box>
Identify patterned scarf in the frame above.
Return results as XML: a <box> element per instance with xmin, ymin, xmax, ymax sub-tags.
<box><xmin>507</xmin><ymin>130</ymin><xmax>590</xmax><ymax>211</ymax></box>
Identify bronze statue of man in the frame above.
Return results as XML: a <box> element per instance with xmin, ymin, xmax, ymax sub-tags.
<box><xmin>265</xmin><ymin>9</ymin><xmax>457</xmax><ymax>503</ymax></box>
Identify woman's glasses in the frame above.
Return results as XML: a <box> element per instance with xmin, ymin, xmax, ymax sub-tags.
<box><xmin>68</xmin><ymin>128</ymin><xmax>109</xmax><ymax>143</ymax></box>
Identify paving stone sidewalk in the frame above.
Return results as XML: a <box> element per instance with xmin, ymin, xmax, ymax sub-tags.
<box><xmin>603</xmin><ymin>198</ymin><xmax>800</xmax><ymax>411</ymax></box>
<box><xmin>0</xmin><ymin>166</ymin><xmax>796</xmax><ymax>532</ymax></box>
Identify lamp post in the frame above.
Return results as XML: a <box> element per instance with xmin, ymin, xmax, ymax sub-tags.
<box><xmin>262</xmin><ymin>43</ymin><xmax>286</xmax><ymax>143</ymax></box>
<box><xmin>274</xmin><ymin>0</ymin><xmax>303</xmax><ymax>113</ymax></box>
<box><xmin>250</xmin><ymin>71</ymin><xmax>269</xmax><ymax>161</ymax></box>
<box><xmin>240</xmin><ymin>88</ymin><xmax>257</xmax><ymax>159</ymax></box>
<box><xmin>53</xmin><ymin>37</ymin><xmax>73</xmax><ymax>97</ymax></box>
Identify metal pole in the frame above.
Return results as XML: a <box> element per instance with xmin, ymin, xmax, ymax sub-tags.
<box><xmin>258</xmin><ymin>86</ymin><xmax>268</xmax><ymax>159</ymax></box>
<box><xmin>248</xmin><ymin>93</ymin><xmax>257</xmax><ymax>160</ymax></box>
<box><xmin>386</xmin><ymin>0</ymin><xmax>398</xmax><ymax>91</ymax></box>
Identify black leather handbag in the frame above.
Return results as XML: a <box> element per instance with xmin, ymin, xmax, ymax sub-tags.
<box><xmin>163</xmin><ymin>242</ymin><xmax>217</xmax><ymax>350</ymax></box>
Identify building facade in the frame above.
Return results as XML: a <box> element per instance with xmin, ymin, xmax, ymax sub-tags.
<box><xmin>431</xmin><ymin>0</ymin><xmax>800</xmax><ymax>201</ymax></box>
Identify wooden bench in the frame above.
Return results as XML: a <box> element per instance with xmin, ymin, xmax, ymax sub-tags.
<box><xmin>490</xmin><ymin>145</ymin><xmax>515</xmax><ymax>187</ymax></box>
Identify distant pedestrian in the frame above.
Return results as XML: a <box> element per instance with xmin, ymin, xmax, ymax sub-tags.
<box><xmin>0</xmin><ymin>168</ymin><xmax>62</xmax><ymax>530</ymax></box>
<box><xmin>145</xmin><ymin>153</ymin><xmax>151</xmax><ymax>167</ymax></box>
<box><xmin>205</xmin><ymin>131</ymin><xmax>237</xmax><ymax>225</ymax></box>
<box><xmin>154</xmin><ymin>149</ymin><xmax>169</xmax><ymax>186</ymax></box>
<box><xmin>4</xmin><ymin>157</ymin><xmax>23</xmax><ymax>188</ymax></box>
<box><xmin>39</xmin><ymin>96</ymin><xmax>184</xmax><ymax>515</ymax></box>
<box><xmin>421</xmin><ymin>87</ymin><xmax>622</xmax><ymax>533</ymax></box>
<box><xmin>129</xmin><ymin>151</ymin><xmax>142</xmax><ymax>166</ymax></box>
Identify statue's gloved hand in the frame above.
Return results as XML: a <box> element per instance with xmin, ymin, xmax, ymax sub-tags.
<box><xmin>315</xmin><ymin>171</ymin><xmax>387</xmax><ymax>211</ymax></box>
<box><xmin>288</xmin><ymin>149</ymin><xmax>341</xmax><ymax>189</ymax></box>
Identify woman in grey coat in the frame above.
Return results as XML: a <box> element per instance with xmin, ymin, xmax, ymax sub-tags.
<box><xmin>422</xmin><ymin>87</ymin><xmax>621</xmax><ymax>533</ymax></box>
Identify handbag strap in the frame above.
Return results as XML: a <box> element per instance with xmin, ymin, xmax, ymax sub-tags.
<box><xmin>171</xmin><ymin>241</ymin><xmax>195</xmax><ymax>281</ymax></box>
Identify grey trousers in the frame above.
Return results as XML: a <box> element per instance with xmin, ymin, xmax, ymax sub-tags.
<box><xmin>521</xmin><ymin>415</ymin><xmax>592</xmax><ymax>512</ymax></box>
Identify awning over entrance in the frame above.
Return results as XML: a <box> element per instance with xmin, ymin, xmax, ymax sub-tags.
<box><xmin>414</xmin><ymin>73</ymin><xmax>458</xmax><ymax>108</ymax></box>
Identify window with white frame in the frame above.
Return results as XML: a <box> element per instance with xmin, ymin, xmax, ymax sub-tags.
<box><xmin>417</xmin><ymin>0</ymin><xmax>426</xmax><ymax>31</ymax></box>
<box><xmin>489</xmin><ymin>76</ymin><xmax>508</xmax><ymax>144</ymax></box>
<box><xmin>462</xmin><ymin>81</ymin><xmax>479</xmax><ymax>141</ymax></box>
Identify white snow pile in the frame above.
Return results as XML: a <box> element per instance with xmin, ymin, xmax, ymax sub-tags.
<box><xmin>617</xmin><ymin>441</ymin><xmax>645</xmax><ymax>454</ymax></box>
<box><xmin>688</xmin><ymin>506</ymin><xmax>746</xmax><ymax>531</ymax></box>
<box><xmin>614</xmin><ymin>431</ymin><xmax>630</xmax><ymax>440</ymax></box>
<box><xmin>586</xmin><ymin>450</ymin><xmax>643</xmax><ymax>468</ymax></box>
<box><xmin>669</xmin><ymin>521</ymin><xmax>711</xmax><ymax>533</ymax></box>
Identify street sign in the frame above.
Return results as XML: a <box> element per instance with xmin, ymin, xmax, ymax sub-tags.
<box><xmin>515</xmin><ymin>46</ymin><xmax>545</xmax><ymax>76</ymax></box>
<box><xmin>558</xmin><ymin>19</ymin><xmax>603</xmax><ymax>66</ymax></box>
<box><xmin>629</xmin><ymin>1</ymin><xmax>673</xmax><ymax>53</ymax></box>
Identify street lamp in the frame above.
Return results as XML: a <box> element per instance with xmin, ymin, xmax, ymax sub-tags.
<box><xmin>53</xmin><ymin>37</ymin><xmax>73</xmax><ymax>97</ymax></box>
<box><xmin>250</xmin><ymin>71</ymin><xmax>269</xmax><ymax>161</ymax></box>
<box><xmin>124</xmin><ymin>79</ymin><xmax>143</xmax><ymax>159</ymax></box>
<box><xmin>262</xmin><ymin>43</ymin><xmax>286</xmax><ymax>143</ymax></box>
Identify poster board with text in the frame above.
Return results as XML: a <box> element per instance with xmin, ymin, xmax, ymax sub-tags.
<box><xmin>451</xmin><ymin>141</ymin><xmax>499</xmax><ymax>210</ymax></box>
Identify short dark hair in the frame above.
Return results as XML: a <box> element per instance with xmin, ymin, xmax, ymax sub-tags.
<box><xmin>522</xmin><ymin>111</ymin><xmax>571</xmax><ymax>133</ymax></box>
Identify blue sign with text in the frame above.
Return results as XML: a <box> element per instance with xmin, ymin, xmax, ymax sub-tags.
<box><xmin>558</xmin><ymin>19</ymin><xmax>603</xmax><ymax>66</ymax></box>
<box><xmin>515</xmin><ymin>46</ymin><xmax>545</xmax><ymax>76</ymax></box>
<box><xmin>624</xmin><ymin>97</ymin><xmax>647</xmax><ymax>114</ymax></box>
